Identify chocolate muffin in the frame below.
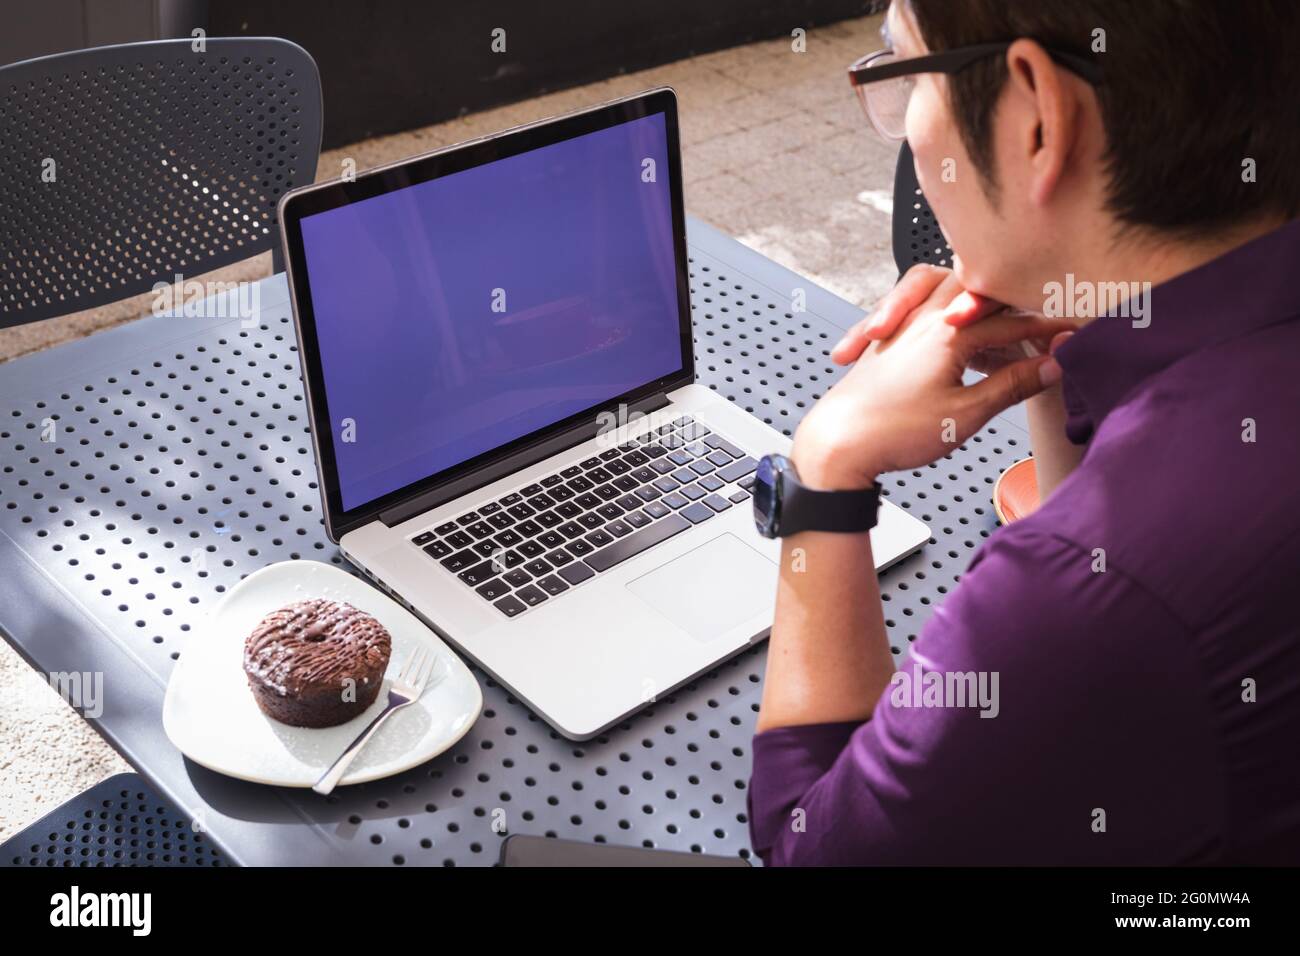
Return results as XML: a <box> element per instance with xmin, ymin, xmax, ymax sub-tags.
<box><xmin>243</xmin><ymin>599</ymin><xmax>392</xmax><ymax>728</ymax></box>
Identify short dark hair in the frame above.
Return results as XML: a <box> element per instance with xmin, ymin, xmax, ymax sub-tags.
<box><xmin>903</xmin><ymin>0</ymin><xmax>1300</xmax><ymax>235</ymax></box>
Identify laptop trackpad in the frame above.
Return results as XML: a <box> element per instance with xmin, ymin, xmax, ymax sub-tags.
<box><xmin>626</xmin><ymin>533</ymin><xmax>776</xmax><ymax>643</ymax></box>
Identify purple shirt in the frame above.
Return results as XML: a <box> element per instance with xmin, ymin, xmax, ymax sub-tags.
<box><xmin>748</xmin><ymin>218</ymin><xmax>1300</xmax><ymax>865</ymax></box>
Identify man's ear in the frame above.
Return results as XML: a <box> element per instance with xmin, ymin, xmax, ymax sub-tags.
<box><xmin>1003</xmin><ymin>38</ymin><xmax>1082</xmax><ymax>208</ymax></box>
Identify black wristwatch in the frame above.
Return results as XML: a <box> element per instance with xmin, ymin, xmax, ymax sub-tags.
<box><xmin>752</xmin><ymin>453</ymin><xmax>880</xmax><ymax>538</ymax></box>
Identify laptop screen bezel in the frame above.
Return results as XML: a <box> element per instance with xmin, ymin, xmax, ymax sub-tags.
<box><xmin>279</xmin><ymin>89</ymin><xmax>694</xmax><ymax>541</ymax></box>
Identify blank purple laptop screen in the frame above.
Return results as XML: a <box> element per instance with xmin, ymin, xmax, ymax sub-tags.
<box><xmin>299</xmin><ymin>112</ymin><xmax>683</xmax><ymax>511</ymax></box>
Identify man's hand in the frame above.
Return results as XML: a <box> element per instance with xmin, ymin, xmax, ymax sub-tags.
<box><xmin>794</xmin><ymin>267</ymin><xmax>1073</xmax><ymax>490</ymax></box>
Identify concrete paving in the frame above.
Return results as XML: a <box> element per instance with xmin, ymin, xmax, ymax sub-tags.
<box><xmin>0</xmin><ymin>12</ymin><xmax>896</xmax><ymax>841</ymax></box>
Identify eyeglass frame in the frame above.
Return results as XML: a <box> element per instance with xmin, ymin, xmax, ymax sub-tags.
<box><xmin>847</xmin><ymin>41</ymin><xmax>1104</xmax><ymax>139</ymax></box>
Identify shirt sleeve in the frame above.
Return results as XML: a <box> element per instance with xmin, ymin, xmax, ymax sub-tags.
<box><xmin>746</xmin><ymin>525</ymin><xmax>1223</xmax><ymax>866</ymax></box>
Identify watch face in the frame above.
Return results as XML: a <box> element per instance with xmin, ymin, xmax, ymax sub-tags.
<box><xmin>752</xmin><ymin>454</ymin><xmax>782</xmax><ymax>537</ymax></box>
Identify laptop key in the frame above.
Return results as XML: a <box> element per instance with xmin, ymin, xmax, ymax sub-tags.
<box><xmin>713</xmin><ymin>437</ymin><xmax>746</xmax><ymax>458</ymax></box>
<box><xmin>672</xmin><ymin>415</ymin><xmax>692</xmax><ymax>428</ymax></box>
<box><xmin>456</xmin><ymin>511</ymin><xmax>481</xmax><ymax>526</ymax></box>
<box><xmin>558</xmin><ymin>521</ymin><xmax>586</xmax><ymax>539</ymax></box>
<box><xmin>537</xmin><ymin>531</ymin><xmax>566</xmax><ymax>550</ymax></box>
<box><xmin>535</xmin><ymin>510</ymin><xmax>564</xmax><ymax>529</ymax></box>
<box><xmin>423</xmin><ymin>540</ymin><xmax>452</xmax><ymax>559</ymax></box>
<box><xmin>494</xmin><ymin>529</ymin><xmax>523</xmax><ymax>548</ymax></box>
<box><xmin>567</xmin><ymin>539</ymin><xmax>595</xmax><ymax>557</ymax></box>
<box><xmin>615</xmin><ymin>493</ymin><xmax>642</xmax><ymax>510</ymax></box>
<box><xmin>487</xmin><ymin>512</ymin><xmax>514</xmax><ymax>530</ymax></box>
<box><xmin>479</xmin><ymin>501</ymin><xmax>502</xmax><ymax>515</ymax></box>
<box><xmin>613</xmin><ymin>475</ymin><xmax>638</xmax><ymax>491</ymax></box>
<box><xmin>577</xmin><ymin>512</ymin><xmax>604</xmax><ymax>530</ymax></box>
<box><xmin>499</xmin><ymin>492</ymin><xmax>523</xmax><ymax>506</ymax></box>
<box><xmin>729</xmin><ymin>489</ymin><xmax>751</xmax><ymax>503</ymax></box>
<box><xmin>718</xmin><ymin>457</ymin><xmax>758</xmax><ymax>483</ymax></box>
<box><xmin>739</xmin><ymin>474</ymin><xmax>756</xmax><ymax>490</ymax></box>
<box><xmin>686</xmin><ymin>442</ymin><xmax>709</xmax><ymax>457</ymax></box>
<box><xmin>650</xmin><ymin>459</ymin><xmax>676</xmax><ymax>475</ymax></box>
<box><xmin>575</xmin><ymin>492</ymin><xmax>601</xmax><ymax>510</ymax></box>
<box><xmin>434</xmin><ymin>521</ymin><xmax>458</xmax><ymax>536</ymax></box>
<box><xmin>546</xmin><ymin>549</ymin><xmax>574</xmax><ymax>567</ymax></box>
<box><xmin>541</xmin><ymin>474</ymin><xmax>564</xmax><ymax>487</ymax></box>
<box><xmin>587</xmin><ymin>466</ymin><xmax>612</xmax><ymax>483</ymax></box>
<box><xmin>580</xmin><ymin>457</ymin><xmax>601</xmax><ymax>469</ymax></box>
<box><xmin>643</xmin><ymin>501</ymin><xmax>671</xmax><ymax>519</ymax></box>
<box><xmin>498</xmin><ymin>550</ymin><xmax>526</xmax><ymax>569</ymax></box>
<box><xmin>503</xmin><ymin>568</ymin><xmax>532</xmax><ymax>588</ymax></box>
<box><xmin>526</xmin><ymin>494</ymin><xmax>555</xmax><ymax>510</ymax></box>
<box><xmin>567</xmin><ymin>475</ymin><xmax>594</xmax><ymax>492</ymax></box>
<box><xmin>703</xmin><ymin>494</ymin><xmax>732</xmax><ymax>512</ymax></box>
<box><xmin>681</xmin><ymin>483</ymin><xmax>707</xmax><ymax>500</ymax></box>
<box><xmin>698</xmin><ymin>474</ymin><xmax>724</xmax><ymax>492</ymax></box>
<box><xmin>472</xmin><ymin>540</ymin><xmax>497</xmax><ymax>558</ymax></box>
<box><xmin>599</xmin><ymin>448</ymin><xmax>621</xmax><ymax>462</ymax></box>
<box><xmin>707</xmin><ymin>450</ymin><xmax>733</xmax><ymax>467</ymax></box>
<box><xmin>596</xmin><ymin>503</ymin><xmax>624</xmax><ymax>520</ymax></box>
<box><xmin>517</xmin><ymin>540</ymin><xmax>544</xmax><ymax>558</ymax></box>
<box><xmin>680</xmin><ymin>502</ymin><xmax>715</xmax><ymax>524</ymax></box>
<box><xmin>441</xmin><ymin>549</ymin><xmax>477</xmax><ymax>572</ymax></box>
<box><xmin>515</xmin><ymin>519</ymin><xmax>543</xmax><ymax>537</ymax></box>
<box><xmin>624</xmin><ymin>450</ymin><xmax>649</xmax><ymax>466</ymax></box>
<box><xmin>560</xmin><ymin>465</ymin><xmax>582</xmax><ymax>479</ymax></box>
<box><xmin>671</xmin><ymin>467</ymin><xmax>696</xmax><ymax>484</ymax></box>
<box><xmin>507</xmin><ymin>503</ymin><xmax>536</xmax><ymax>520</ymax></box>
<box><xmin>412</xmin><ymin>531</ymin><xmax>436</xmax><ymax>546</ymax></box>
<box><xmin>523</xmin><ymin>558</ymin><xmax>553</xmax><ymax>577</ymax></box>
<box><xmin>584</xmin><ymin>513</ymin><xmax>691</xmax><ymax>573</ymax></box>
<box><xmin>537</xmin><ymin>575</ymin><xmax>570</xmax><ymax>596</ymax></box>
<box><xmin>661</xmin><ymin>433</ymin><xmax>684</xmax><ymax>449</ymax></box>
<box><xmin>585</xmin><ymin>529</ymin><xmax>614</xmax><ymax>548</ymax></box>
<box><xmin>635</xmin><ymin>485</ymin><xmax>662</xmax><ymax>501</ymax></box>
<box><xmin>653</xmin><ymin>476</ymin><xmax>679</xmax><ymax>493</ymax></box>
<box><xmin>476</xmin><ymin>579</ymin><xmax>512</xmax><ymax>601</ymax></box>
<box><xmin>689</xmin><ymin>459</ymin><xmax>716</xmax><ymax>475</ymax></box>
<box><xmin>668</xmin><ymin>450</ymin><xmax>692</xmax><ymax>466</ymax></box>
<box><xmin>459</xmin><ymin>560</ymin><xmax>500</xmax><ymax>586</ymax></box>
<box><xmin>494</xmin><ymin>595</ymin><xmax>526</xmax><ymax>618</ymax></box>
<box><xmin>516</xmin><ymin>585</ymin><xmax>547</xmax><ymax>607</ymax></box>
<box><xmin>623</xmin><ymin>509</ymin><xmax>651</xmax><ymax>528</ymax></box>
<box><xmin>606</xmin><ymin>458</ymin><xmax>632</xmax><ymax>475</ymax></box>
<box><xmin>558</xmin><ymin>562</ymin><xmax>595</xmax><ymax>586</ymax></box>
<box><xmin>446</xmin><ymin>530</ymin><xmax>473</xmax><ymax>549</ymax></box>
<box><xmin>520</xmin><ymin>483</ymin><xmax>543</xmax><ymax>497</ymax></box>
<box><xmin>662</xmin><ymin>492</ymin><xmax>689</xmax><ymax>510</ymax></box>
<box><xmin>550</xmin><ymin>484</ymin><xmax>576</xmax><ymax>501</ymax></box>
<box><xmin>594</xmin><ymin>483</ymin><xmax>621</xmax><ymax>501</ymax></box>
<box><xmin>641</xmin><ymin>444</ymin><xmax>668</xmax><ymax>459</ymax></box>
<box><xmin>605</xmin><ymin>519</ymin><xmax>632</xmax><ymax>537</ymax></box>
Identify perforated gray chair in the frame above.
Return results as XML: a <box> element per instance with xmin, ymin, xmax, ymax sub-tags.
<box><xmin>891</xmin><ymin>140</ymin><xmax>953</xmax><ymax>275</ymax></box>
<box><xmin>0</xmin><ymin>36</ymin><xmax>321</xmax><ymax>865</ymax></box>
<box><xmin>0</xmin><ymin>36</ymin><xmax>323</xmax><ymax>329</ymax></box>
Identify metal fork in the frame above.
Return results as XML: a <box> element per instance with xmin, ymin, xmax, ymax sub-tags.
<box><xmin>312</xmin><ymin>646</ymin><xmax>437</xmax><ymax>795</ymax></box>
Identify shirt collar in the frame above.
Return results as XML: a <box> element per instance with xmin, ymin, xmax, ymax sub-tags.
<box><xmin>1054</xmin><ymin>217</ymin><xmax>1300</xmax><ymax>444</ymax></box>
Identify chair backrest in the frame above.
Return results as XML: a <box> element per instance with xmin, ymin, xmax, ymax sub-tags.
<box><xmin>0</xmin><ymin>37</ymin><xmax>322</xmax><ymax>329</ymax></box>
<box><xmin>891</xmin><ymin>140</ymin><xmax>953</xmax><ymax>276</ymax></box>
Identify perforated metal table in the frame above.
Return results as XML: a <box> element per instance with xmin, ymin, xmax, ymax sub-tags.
<box><xmin>0</xmin><ymin>217</ymin><xmax>1029</xmax><ymax>866</ymax></box>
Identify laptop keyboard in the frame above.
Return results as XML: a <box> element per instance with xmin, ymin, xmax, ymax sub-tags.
<box><xmin>407</xmin><ymin>415</ymin><xmax>758</xmax><ymax>618</ymax></box>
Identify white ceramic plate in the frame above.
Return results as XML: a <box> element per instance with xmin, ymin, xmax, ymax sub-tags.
<box><xmin>163</xmin><ymin>560</ymin><xmax>482</xmax><ymax>787</ymax></box>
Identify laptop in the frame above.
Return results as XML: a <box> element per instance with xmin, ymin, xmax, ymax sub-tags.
<box><xmin>278</xmin><ymin>88</ymin><xmax>930</xmax><ymax>739</ymax></box>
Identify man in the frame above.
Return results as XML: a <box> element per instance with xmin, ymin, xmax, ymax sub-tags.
<box><xmin>748</xmin><ymin>0</ymin><xmax>1300</xmax><ymax>864</ymax></box>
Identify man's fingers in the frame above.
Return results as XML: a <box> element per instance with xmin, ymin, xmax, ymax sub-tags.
<box><xmin>953</xmin><ymin>311</ymin><xmax>1076</xmax><ymax>354</ymax></box>
<box><xmin>961</xmin><ymin>354</ymin><xmax>1062</xmax><ymax>424</ymax></box>
<box><xmin>831</xmin><ymin>263</ymin><xmax>950</xmax><ymax>364</ymax></box>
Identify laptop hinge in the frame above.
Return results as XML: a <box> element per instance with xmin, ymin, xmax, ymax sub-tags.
<box><xmin>377</xmin><ymin>390</ymin><xmax>673</xmax><ymax>528</ymax></box>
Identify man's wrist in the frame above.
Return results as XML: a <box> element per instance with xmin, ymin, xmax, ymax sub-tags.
<box><xmin>789</xmin><ymin>439</ymin><xmax>879</xmax><ymax>492</ymax></box>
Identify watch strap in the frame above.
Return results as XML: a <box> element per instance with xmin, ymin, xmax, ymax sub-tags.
<box><xmin>782</xmin><ymin>474</ymin><xmax>880</xmax><ymax>534</ymax></box>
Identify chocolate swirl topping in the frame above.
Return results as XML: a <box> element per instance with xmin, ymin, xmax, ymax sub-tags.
<box><xmin>243</xmin><ymin>599</ymin><xmax>391</xmax><ymax>697</ymax></box>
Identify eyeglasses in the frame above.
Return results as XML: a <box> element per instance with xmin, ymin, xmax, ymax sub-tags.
<box><xmin>848</xmin><ymin>42</ymin><xmax>1104</xmax><ymax>141</ymax></box>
